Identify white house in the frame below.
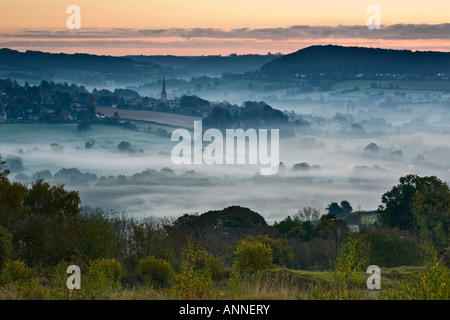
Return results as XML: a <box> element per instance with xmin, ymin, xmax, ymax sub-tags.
<box><xmin>347</xmin><ymin>225</ymin><xmax>360</xmax><ymax>233</ymax></box>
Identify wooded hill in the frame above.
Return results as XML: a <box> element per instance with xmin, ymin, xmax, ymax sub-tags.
<box><xmin>259</xmin><ymin>45</ymin><xmax>450</xmax><ymax>80</ymax></box>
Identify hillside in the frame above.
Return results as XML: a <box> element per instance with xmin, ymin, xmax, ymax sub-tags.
<box><xmin>259</xmin><ymin>45</ymin><xmax>450</xmax><ymax>80</ymax></box>
<box><xmin>126</xmin><ymin>54</ymin><xmax>280</xmax><ymax>77</ymax></box>
<box><xmin>0</xmin><ymin>48</ymin><xmax>182</xmax><ymax>87</ymax></box>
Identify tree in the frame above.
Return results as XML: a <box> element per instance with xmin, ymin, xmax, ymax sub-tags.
<box><xmin>293</xmin><ymin>162</ymin><xmax>310</xmax><ymax>171</ymax></box>
<box><xmin>412</xmin><ymin>179</ymin><xmax>450</xmax><ymax>252</ymax></box>
<box><xmin>0</xmin><ymin>226</ymin><xmax>13</xmax><ymax>267</ymax></box>
<box><xmin>296</xmin><ymin>206</ymin><xmax>320</xmax><ymax>225</ymax></box>
<box><xmin>166</xmin><ymin>206</ymin><xmax>275</xmax><ymax>259</ymax></box>
<box><xmin>326</xmin><ymin>202</ymin><xmax>343</xmax><ymax>216</ymax></box>
<box><xmin>340</xmin><ymin>201</ymin><xmax>353</xmax><ymax>214</ymax></box>
<box><xmin>81</xmin><ymin>214</ymin><xmax>116</xmax><ymax>261</ymax></box>
<box><xmin>20</xmin><ymin>180</ymin><xmax>82</xmax><ymax>265</ymax></box>
<box><xmin>57</xmin><ymin>91</ymin><xmax>73</xmax><ymax>109</ymax></box>
<box><xmin>0</xmin><ymin>157</ymin><xmax>27</xmax><ymax>229</ymax></box>
<box><xmin>202</xmin><ymin>106</ymin><xmax>234</xmax><ymax>130</ymax></box>
<box><xmin>316</xmin><ymin>214</ymin><xmax>347</xmax><ymax>239</ymax></box>
<box><xmin>0</xmin><ymin>156</ymin><xmax>10</xmax><ymax>177</ymax></box>
<box><xmin>378</xmin><ymin>174</ymin><xmax>421</xmax><ymax>230</ymax></box>
<box><xmin>118</xmin><ymin>141</ymin><xmax>132</xmax><ymax>152</ymax></box>
<box><xmin>378</xmin><ymin>174</ymin><xmax>446</xmax><ymax>232</ymax></box>
<box><xmin>24</xmin><ymin>180</ymin><xmax>80</xmax><ymax>219</ymax></box>
<box><xmin>273</xmin><ymin>215</ymin><xmax>299</xmax><ymax>235</ymax></box>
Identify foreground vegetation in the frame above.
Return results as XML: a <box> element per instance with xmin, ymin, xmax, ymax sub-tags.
<box><xmin>0</xmin><ymin>244</ymin><xmax>447</xmax><ymax>300</ymax></box>
<box><xmin>0</xmin><ymin>157</ymin><xmax>449</xmax><ymax>300</ymax></box>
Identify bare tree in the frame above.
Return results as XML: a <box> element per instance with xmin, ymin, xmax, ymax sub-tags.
<box><xmin>296</xmin><ymin>207</ymin><xmax>320</xmax><ymax>225</ymax></box>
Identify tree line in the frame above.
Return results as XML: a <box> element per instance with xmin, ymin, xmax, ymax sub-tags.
<box><xmin>0</xmin><ymin>156</ymin><xmax>449</xmax><ymax>295</ymax></box>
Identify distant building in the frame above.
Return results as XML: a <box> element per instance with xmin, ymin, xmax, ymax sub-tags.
<box><xmin>347</xmin><ymin>225</ymin><xmax>360</xmax><ymax>233</ymax></box>
<box><xmin>160</xmin><ymin>78</ymin><xmax>167</xmax><ymax>104</ymax></box>
<box><xmin>360</xmin><ymin>210</ymin><xmax>379</xmax><ymax>226</ymax></box>
<box><xmin>95</xmin><ymin>112</ymin><xmax>105</xmax><ymax>119</ymax></box>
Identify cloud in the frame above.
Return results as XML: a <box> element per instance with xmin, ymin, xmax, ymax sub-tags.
<box><xmin>3</xmin><ymin>24</ymin><xmax>450</xmax><ymax>41</ymax></box>
<box><xmin>2</xmin><ymin>24</ymin><xmax>450</xmax><ymax>55</ymax></box>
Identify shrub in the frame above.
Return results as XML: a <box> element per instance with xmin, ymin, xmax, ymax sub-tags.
<box><xmin>49</xmin><ymin>260</ymin><xmax>84</xmax><ymax>300</ymax></box>
<box><xmin>381</xmin><ymin>250</ymin><xmax>450</xmax><ymax>300</ymax></box>
<box><xmin>200</xmin><ymin>254</ymin><xmax>225</xmax><ymax>281</ymax></box>
<box><xmin>171</xmin><ymin>238</ymin><xmax>215</xmax><ymax>300</ymax></box>
<box><xmin>0</xmin><ymin>259</ymin><xmax>33</xmax><ymax>286</ymax></box>
<box><xmin>245</xmin><ymin>235</ymin><xmax>294</xmax><ymax>267</ymax></box>
<box><xmin>84</xmin><ymin>258</ymin><xmax>123</xmax><ymax>296</ymax></box>
<box><xmin>233</xmin><ymin>238</ymin><xmax>273</xmax><ymax>273</ymax></box>
<box><xmin>333</xmin><ymin>234</ymin><xmax>369</xmax><ymax>300</ymax></box>
<box><xmin>88</xmin><ymin>258</ymin><xmax>123</xmax><ymax>283</ymax></box>
<box><xmin>360</xmin><ymin>229</ymin><xmax>422</xmax><ymax>267</ymax></box>
<box><xmin>138</xmin><ymin>256</ymin><xmax>175</xmax><ymax>287</ymax></box>
<box><xmin>419</xmin><ymin>249</ymin><xmax>449</xmax><ymax>300</ymax></box>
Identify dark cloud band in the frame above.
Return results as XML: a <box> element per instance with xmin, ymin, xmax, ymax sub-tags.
<box><xmin>2</xmin><ymin>24</ymin><xmax>450</xmax><ymax>40</ymax></box>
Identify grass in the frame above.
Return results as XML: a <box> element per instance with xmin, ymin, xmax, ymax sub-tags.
<box><xmin>0</xmin><ymin>265</ymin><xmax>447</xmax><ymax>300</ymax></box>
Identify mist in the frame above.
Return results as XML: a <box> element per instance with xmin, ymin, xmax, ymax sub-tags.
<box><xmin>2</xmin><ymin>110</ymin><xmax>449</xmax><ymax>223</ymax></box>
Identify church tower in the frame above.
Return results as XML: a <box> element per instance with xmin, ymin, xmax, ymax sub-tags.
<box><xmin>160</xmin><ymin>78</ymin><xmax>167</xmax><ymax>104</ymax></box>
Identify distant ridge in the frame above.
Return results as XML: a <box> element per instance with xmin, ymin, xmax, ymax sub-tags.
<box><xmin>0</xmin><ymin>48</ymin><xmax>181</xmax><ymax>85</ymax></box>
<box><xmin>126</xmin><ymin>54</ymin><xmax>279</xmax><ymax>77</ymax></box>
<box><xmin>259</xmin><ymin>45</ymin><xmax>450</xmax><ymax>80</ymax></box>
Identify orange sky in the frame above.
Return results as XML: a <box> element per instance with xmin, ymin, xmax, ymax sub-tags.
<box><xmin>1</xmin><ymin>0</ymin><xmax>449</xmax><ymax>55</ymax></box>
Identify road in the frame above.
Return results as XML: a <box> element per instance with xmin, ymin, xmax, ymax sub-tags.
<box><xmin>95</xmin><ymin>107</ymin><xmax>201</xmax><ymax>128</ymax></box>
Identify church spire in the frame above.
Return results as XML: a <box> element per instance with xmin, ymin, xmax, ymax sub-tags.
<box><xmin>160</xmin><ymin>78</ymin><xmax>167</xmax><ymax>104</ymax></box>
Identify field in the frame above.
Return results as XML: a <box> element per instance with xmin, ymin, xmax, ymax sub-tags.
<box><xmin>95</xmin><ymin>107</ymin><xmax>201</xmax><ymax>129</ymax></box>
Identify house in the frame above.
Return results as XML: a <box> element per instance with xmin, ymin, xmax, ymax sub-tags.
<box><xmin>347</xmin><ymin>225</ymin><xmax>360</xmax><ymax>233</ymax></box>
<box><xmin>360</xmin><ymin>210</ymin><xmax>379</xmax><ymax>226</ymax></box>
<box><xmin>95</xmin><ymin>112</ymin><xmax>105</xmax><ymax>119</ymax></box>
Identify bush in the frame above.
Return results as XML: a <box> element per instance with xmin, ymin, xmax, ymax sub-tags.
<box><xmin>233</xmin><ymin>238</ymin><xmax>274</xmax><ymax>273</ymax></box>
<box><xmin>138</xmin><ymin>256</ymin><xmax>175</xmax><ymax>287</ymax></box>
<box><xmin>84</xmin><ymin>258</ymin><xmax>123</xmax><ymax>296</ymax></box>
<box><xmin>200</xmin><ymin>254</ymin><xmax>225</xmax><ymax>281</ymax></box>
<box><xmin>333</xmin><ymin>234</ymin><xmax>368</xmax><ymax>300</ymax></box>
<box><xmin>381</xmin><ymin>250</ymin><xmax>450</xmax><ymax>300</ymax></box>
<box><xmin>245</xmin><ymin>235</ymin><xmax>294</xmax><ymax>267</ymax></box>
<box><xmin>419</xmin><ymin>250</ymin><xmax>449</xmax><ymax>300</ymax></box>
<box><xmin>360</xmin><ymin>229</ymin><xmax>422</xmax><ymax>267</ymax></box>
<box><xmin>0</xmin><ymin>259</ymin><xmax>33</xmax><ymax>286</ymax></box>
<box><xmin>88</xmin><ymin>258</ymin><xmax>123</xmax><ymax>283</ymax></box>
<box><xmin>171</xmin><ymin>238</ymin><xmax>216</xmax><ymax>300</ymax></box>
<box><xmin>48</xmin><ymin>260</ymin><xmax>85</xmax><ymax>299</ymax></box>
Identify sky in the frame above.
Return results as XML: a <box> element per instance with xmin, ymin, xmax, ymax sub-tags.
<box><xmin>0</xmin><ymin>0</ymin><xmax>450</xmax><ymax>55</ymax></box>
